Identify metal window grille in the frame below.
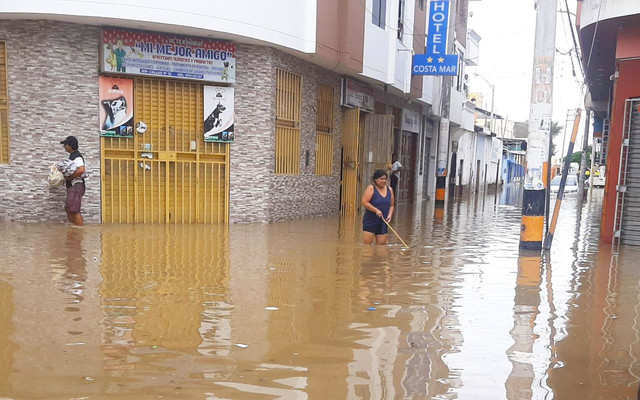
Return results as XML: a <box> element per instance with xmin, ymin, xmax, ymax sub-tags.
<box><xmin>275</xmin><ymin>69</ymin><xmax>302</xmax><ymax>175</ymax></box>
<box><xmin>316</xmin><ymin>83</ymin><xmax>334</xmax><ymax>176</ymax></box>
<box><xmin>0</xmin><ymin>41</ymin><xmax>9</xmax><ymax>164</ymax></box>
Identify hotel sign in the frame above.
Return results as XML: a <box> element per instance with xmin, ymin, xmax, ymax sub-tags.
<box><xmin>412</xmin><ymin>1</ymin><xmax>459</xmax><ymax>76</ymax></box>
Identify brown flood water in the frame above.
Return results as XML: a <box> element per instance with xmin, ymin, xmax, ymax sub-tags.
<box><xmin>1</xmin><ymin>186</ymin><xmax>640</xmax><ymax>399</ymax></box>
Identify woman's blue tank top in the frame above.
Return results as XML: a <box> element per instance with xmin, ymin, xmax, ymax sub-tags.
<box><xmin>363</xmin><ymin>185</ymin><xmax>391</xmax><ymax>224</ymax></box>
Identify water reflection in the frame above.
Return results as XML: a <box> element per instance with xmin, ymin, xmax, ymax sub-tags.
<box><xmin>0</xmin><ymin>187</ymin><xmax>639</xmax><ymax>398</ymax></box>
<box><xmin>0</xmin><ymin>280</ymin><xmax>16</xmax><ymax>395</ymax></box>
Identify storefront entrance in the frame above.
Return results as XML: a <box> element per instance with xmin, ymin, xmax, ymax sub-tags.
<box><xmin>340</xmin><ymin>109</ymin><xmax>394</xmax><ymax>218</ymax></box>
<box><xmin>399</xmin><ymin>131</ymin><xmax>417</xmax><ymax>202</ymax></box>
<box><xmin>101</xmin><ymin>78</ymin><xmax>229</xmax><ymax>223</ymax></box>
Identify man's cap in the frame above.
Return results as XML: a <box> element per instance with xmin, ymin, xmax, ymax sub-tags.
<box><xmin>60</xmin><ymin>136</ymin><xmax>79</xmax><ymax>148</ymax></box>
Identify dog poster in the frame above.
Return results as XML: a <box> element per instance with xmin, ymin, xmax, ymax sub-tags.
<box><xmin>204</xmin><ymin>86</ymin><xmax>234</xmax><ymax>143</ymax></box>
<box><xmin>99</xmin><ymin>76</ymin><xmax>134</xmax><ymax>137</ymax></box>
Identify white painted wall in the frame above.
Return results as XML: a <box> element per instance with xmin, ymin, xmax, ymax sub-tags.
<box><xmin>455</xmin><ymin>130</ymin><xmax>475</xmax><ymax>186</ymax></box>
<box><xmin>474</xmin><ymin>134</ymin><xmax>500</xmax><ymax>188</ymax></box>
<box><xmin>393</xmin><ymin>0</ymin><xmax>415</xmax><ymax>92</ymax></box>
<box><xmin>363</xmin><ymin>0</ymin><xmax>394</xmax><ymax>83</ymax></box>
<box><xmin>421</xmin><ymin>76</ymin><xmax>443</xmax><ymax>115</ymax></box>
<box><xmin>452</xmin><ymin>131</ymin><xmax>498</xmax><ymax>188</ymax></box>
<box><xmin>0</xmin><ymin>0</ymin><xmax>317</xmax><ymax>53</ymax></box>
<box><xmin>466</xmin><ymin>30</ymin><xmax>481</xmax><ymax>67</ymax></box>
<box><xmin>363</xmin><ymin>0</ymin><xmax>415</xmax><ymax>92</ymax></box>
<box><xmin>462</xmin><ymin>101</ymin><xmax>475</xmax><ymax>131</ymax></box>
<box><xmin>450</xmin><ymin>89</ymin><xmax>464</xmax><ymax>125</ymax></box>
<box><xmin>580</xmin><ymin>0</ymin><xmax>640</xmax><ymax>29</ymax></box>
<box><xmin>393</xmin><ymin>50</ymin><xmax>413</xmax><ymax>92</ymax></box>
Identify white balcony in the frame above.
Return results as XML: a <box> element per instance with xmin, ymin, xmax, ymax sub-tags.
<box><xmin>0</xmin><ymin>0</ymin><xmax>318</xmax><ymax>53</ymax></box>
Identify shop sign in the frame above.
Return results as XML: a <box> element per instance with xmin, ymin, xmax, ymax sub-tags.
<box><xmin>491</xmin><ymin>137</ymin><xmax>502</xmax><ymax>163</ymax></box>
<box><xmin>102</xmin><ymin>28</ymin><xmax>236</xmax><ymax>83</ymax></box>
<box><xmin>402</xmin><ymin>109</ymin><xmax>420</xmax><ymax>133</ymax></box>
<box><xmin>99</xmin><ymin>76</ymin><xmax>134</xmax><ymax>138</ymax></box>
<box><xmin>599</xmin><ymin>119</ymin><xmax>609</xmax><ymax>165</ymax></box>
<box><xmin>204</xmin><ymin>86</ymin><xmax>235</xmax><ymax>143</ymax></box>
<box><xmin>412</xmin><ymin>1</ymin><xmax>459</xmax><ymax>76</ymax></box>
<box><xmin>340</xmin><ymin>78</ymin><xmax>374</xmax><ymax>113</ymax></box>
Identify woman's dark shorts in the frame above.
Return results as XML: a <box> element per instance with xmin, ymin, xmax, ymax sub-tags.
<box><xmin>363</xmin><ymin>219</ymin><xmax>388</xmax><ymax>235</ymax></box>
<box><xmin>65</xmin><ymin>183</ymin><xmax>85</xmax><ymax>213</ymax></box>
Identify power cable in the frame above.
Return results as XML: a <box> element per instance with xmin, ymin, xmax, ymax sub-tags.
<box><xmin>586</xmin><ymin>0</ymin><xmax>603</xmax><ymax>71</ymax></box>
<box><xmin>561</xmin><ymin>0</ymin><xmax>585</xmax><ymax>80</ymax></box>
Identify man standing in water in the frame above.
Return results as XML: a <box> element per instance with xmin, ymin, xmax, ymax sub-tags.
<box><xmin>60</xmin><ymin>136</ymin><xmax>86</xmax><ymax>226</ymax></box>
<box><xmin>390</xmin><ymin>153</ymin><xmax>402</xmax><ymax>203</ymax></box>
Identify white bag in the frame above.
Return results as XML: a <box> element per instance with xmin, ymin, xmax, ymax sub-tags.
<box><xmin>56</xmin><ymin>159</ymin><xmax>77</xmax><ymax>177</ymax></box>
<box><xmin>48</xmin><ymin>164</ymin><xmax>65</xmax><ymax>187</ymax></box>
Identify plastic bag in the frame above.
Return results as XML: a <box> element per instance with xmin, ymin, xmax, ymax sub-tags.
<box><xmin>56</xmin><ymin>159</ymin><xmax>89</xmax><ymax>180</ymax></box>
<box><xmin>48</xmin><ymin>164</ymin><xmax>65</xmax><ymax>187</ymax></box>
<box><xmin>56</xmin><ymin>159</ymin><xmax>77</xmax><ymax>177</ymax></box>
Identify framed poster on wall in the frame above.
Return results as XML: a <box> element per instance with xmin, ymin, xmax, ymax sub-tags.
<box><xmin>99</xmin><ymin>76</ymin><xmax>134</xmax><ymax>138</ymax></box>
<box><xmin>204</xmin><ymin>86</ymin><xmax>235</xmax><ymax>143</ymax></box>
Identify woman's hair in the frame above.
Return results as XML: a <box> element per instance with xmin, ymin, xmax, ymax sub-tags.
<box><xmin>373</xmin><ymin>169</ymin><xmax>388</xmax><ymax>181</ymax></box>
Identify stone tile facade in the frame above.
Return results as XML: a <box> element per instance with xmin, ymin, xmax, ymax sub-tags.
<box><xmin>230</xmin><ymin>45</ymin><xmax>275</xmax><ymax>223</ymax></box>
<box><xmin>230</xmin><ymin>46</ymin><xmax>344</xmax><ymax>223</ymax></box>
<box><xmin>0</xmin><ymin>21</ymin><xmax>101</xmax><ymax>223</ymax></box>
<box><xmin>0</xmin><ymin>21</ymin><xmax>419</xmax><ymax>224</ymax></box>
<box><xmin>267</xmin><ymin>50</ymin><xmax>344</xmax><ymax>222</ymax></box>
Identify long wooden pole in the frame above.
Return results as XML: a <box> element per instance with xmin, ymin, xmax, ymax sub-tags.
<box><xmin>381</xmin><ymin>218</ymin><xmax>410</xmax><ymax>249</ymax></box>
<box><xmin>544</xmin><ymin>109</ymin><xmax>582</xmax><ymax>250</ymax></box>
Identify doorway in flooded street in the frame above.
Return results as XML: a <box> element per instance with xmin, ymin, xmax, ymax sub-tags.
<box><xmin>1</xmin><ymin>188</ymin><xmax>640</xmax><ymax>399</ymax></box>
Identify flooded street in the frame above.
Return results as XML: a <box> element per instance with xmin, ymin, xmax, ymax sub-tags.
<box><xmin>2</xmin><ymin>186</ymin><xmax>640</xmax><ymax>399</ymax></box>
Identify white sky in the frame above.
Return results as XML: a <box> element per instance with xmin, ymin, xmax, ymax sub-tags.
<box><xmin>466</xmin><ymin>0</ymin><xmax>589</xmax><ymax>155</ymax></box>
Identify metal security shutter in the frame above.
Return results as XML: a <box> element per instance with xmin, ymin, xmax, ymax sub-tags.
<box><xmin>621</xmin><ymin>99</ymin><xmax>640</xmax><ymax>245</ymax></box>
<box><xmin>101</xmin><ymin>78</ymin><xmax>229</xmax><ymax>224</ymax></box>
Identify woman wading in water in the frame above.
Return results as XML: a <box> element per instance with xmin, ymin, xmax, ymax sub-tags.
<box><xmin>361</xmin><ymin>169</ymin><xmax>395</xmax><ymax>245</ymax></box>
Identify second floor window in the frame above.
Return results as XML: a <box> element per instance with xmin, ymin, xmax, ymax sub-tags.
<box><xmin>397</xmin><ymin>0</ymin><xmax>405</xmax><ymax>40</ymax></box>
<box><xmin>372</xmin><ymin>0</ymin><xmax>387</xmax><ymax>29</ymax></box>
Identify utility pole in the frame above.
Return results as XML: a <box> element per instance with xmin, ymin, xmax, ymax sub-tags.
<box><xmin>520</xmin><ymin>0</ymin><xmax>557</xmax><ymax>250</ymax></box>
<box><xmin>434</xmin><ymin>0</ymin><xmax>457</xmax><ymax>212</ymax></box>
<box><xmin>560</xmin><ymin>109</ymin><xmax>575</xmax><ymax>164</ymax></box>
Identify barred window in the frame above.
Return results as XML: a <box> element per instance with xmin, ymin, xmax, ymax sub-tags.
<box><xmin>316</xmin><ymin>83</ymin><xmax>334</xmax><ymax>176</ymax></box>
<box><xmin>275</xmin><ymin>69</ymin><xmax>302</xmax><ymax>175</ymax></box>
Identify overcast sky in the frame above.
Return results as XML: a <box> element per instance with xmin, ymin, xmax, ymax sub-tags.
<box><xmin>466</xmin><ymin>0</ymin><xmax>588</xmax><ymax>154</ymax></box>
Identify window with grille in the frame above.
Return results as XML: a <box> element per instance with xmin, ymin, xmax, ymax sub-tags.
<box><xmin>275</xmin><ymin>69</ymin><xmax>302</xmax><ymax>175</ymax></box>
<box><xmin>0</xmin><ymin>41</ymin><xmax>9</xmax><ymax>164</ymax></box>
<box><xmin>316</xmin><ymin>83</ymin><xmax>334</xmax><ymax>176</ymax></box>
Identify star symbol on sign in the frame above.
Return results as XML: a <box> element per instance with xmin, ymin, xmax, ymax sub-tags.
<box><xmin>438</xmin><ymin>57</ymin><xmax>445</xmax><ymax>63</ymax></box>
<box><xmin>427</xmin><ymin>57</ymin><xmax>433</xmax><ymax>63</ymax></box>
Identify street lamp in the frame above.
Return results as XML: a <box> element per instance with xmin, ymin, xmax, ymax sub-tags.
<box><xmin>473</xmin><ymin>72</ymin><xmax>495</xmax><ymax>133</ymax></box>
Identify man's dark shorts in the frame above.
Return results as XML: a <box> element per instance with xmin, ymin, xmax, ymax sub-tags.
<box><xmin>65</xmin><ymin>183</ymin><xmax>85</xmax><ymax>213</ymax></box>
